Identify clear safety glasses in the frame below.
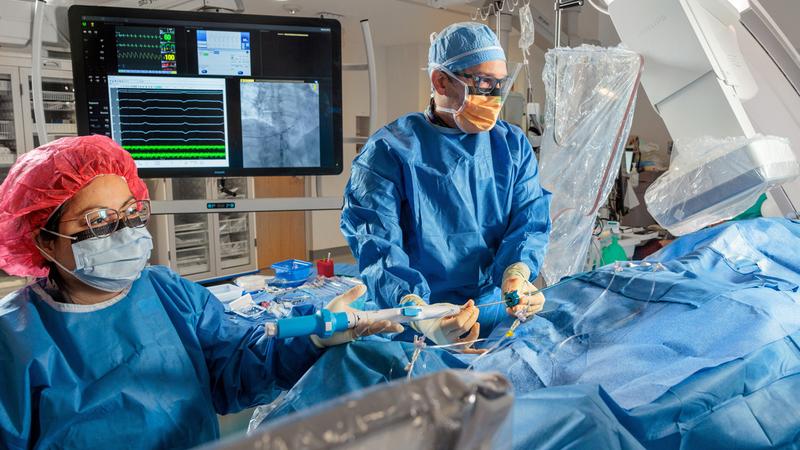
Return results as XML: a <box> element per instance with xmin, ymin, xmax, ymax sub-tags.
<box><xmin>451</xmin><ymin>71</ymin><xmax>512</xmax><ymax>96</ymax></box>
<box><xmin>433</xmin><ymin>62</ymin><xmax>523</xmax><ymax>113</ymax></box>
<box><xmin>45</xmin><ymin>200</ymin><xmax>151</xmax><ymax>242</ymax></box>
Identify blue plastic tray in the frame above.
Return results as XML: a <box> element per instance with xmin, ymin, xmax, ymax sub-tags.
<box><xmin>270</xmin><ymin>259</ymin><xmax>313</xmax><ymax>282</ymax></box>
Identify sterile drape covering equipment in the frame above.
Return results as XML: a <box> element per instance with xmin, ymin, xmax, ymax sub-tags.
<box><xmin>645</xmin><ymin>134</ymin><xmax>800</xmax><ymax>235</ymax></box>
<box><xmin>539</xmin><ymin>45</ymin><xmax>643</xmax><ymax>284</ymax></box>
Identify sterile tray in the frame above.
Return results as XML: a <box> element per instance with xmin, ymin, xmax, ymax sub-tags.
<box><xmin>220</xmin><ymin>240</ymin><xmax>248</xmax><ymax>257</ymax></box>
<box><xmin>45</xmin><ymin>123</ymin><xmax>77</xmax><ymax>134</ymax></box>
<box><xmin>176</xmin><ymin>254</ymin><xmax>208</xmax><ymax>265</ymax></box>
<box><xmin>0</xmin><ymin>120</ymin><xmax>12</xmax><ymax>134</ymax></box>
<box><xmin>174</xmin><ymin>222</ymin><xmax>206</xmax><ymax>233</ymax></box>
<box><xmin>175</xmin><ymin>230</ymin><xmax>208</xmax><ymax>248</ymax></box>
<box><xmin>41</xmin><ymin>101</ymin><xmax>75</xmax><ymax>111</ymax></box>
<box><xmin>221</xmin><ymin>255</ymin><xmax>250</xmax><ymax>269</ymax></box>
<box><xmin>179</xmin><ymin>263</ymin><xmax>210</xmax><ymax>276</ymax></box>
<box><xmin>0</xmin><ymin>153</ymin><xmax>14</xmax><ymax>166</ymax></box>
<box><xmin>219</xmin><ymin>216</ymin><xmax>248</xmax><ymax>234</ymax></box>
<box><xmin>41</xmin><ymin>90</ymin><xmax>75</xmax><ymax>102</ymax></box>
<box><xmin>176</xmin><ymin>244</ymin><xmax>208</xmax><ymax>253</ymax></box>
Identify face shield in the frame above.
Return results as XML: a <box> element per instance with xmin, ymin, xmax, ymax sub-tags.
<box><xmin>432</xmin><ymin>62</ymin><xmax>523</xmax><ymax>133</ymax></box>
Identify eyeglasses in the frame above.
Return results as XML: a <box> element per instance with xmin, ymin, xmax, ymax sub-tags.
<box><xmin>45</xmin><ymin>200</ymin><xmax>151</xmax><ymax>242</ymax></box>
<box><xmin>451</xmin><ymin>71</ymin><xmax>510</xmax><ymax>96</ymax></box>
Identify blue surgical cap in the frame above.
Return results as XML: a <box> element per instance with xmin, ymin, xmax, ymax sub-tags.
<box><xmin>428</xmin><ymin>22</ymin><xmax>506</xmax><ymax>73</ymax></box>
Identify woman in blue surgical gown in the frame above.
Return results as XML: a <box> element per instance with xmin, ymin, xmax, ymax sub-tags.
<box><xmin>0</xmin><ymin>135</ymin><xmax>400</xmax><ymax>450</ymax></box>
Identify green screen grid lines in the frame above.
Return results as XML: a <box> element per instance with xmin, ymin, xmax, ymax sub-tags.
<box><xmin>125</xmin><ymin>145</ymin><xmax>226</xmax><ymax>159</ymax></box>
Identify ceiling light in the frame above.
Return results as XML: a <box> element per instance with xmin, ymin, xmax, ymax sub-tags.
<box><xmin>283</xmin><ymin>5</ymin><xmax>302</xmax><ymax>15</ymax></box>
<box><xmin>725</xmin><ymin>0</ymin><xmax>750</xmax><ymax>12</ymax></box>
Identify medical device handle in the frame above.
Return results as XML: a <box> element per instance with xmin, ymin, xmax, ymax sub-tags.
<box><xmin>266</xmin><ymin>309</ymin><xmax>350</xmax><ymax>340</ymax></box>
<box><xmin>265</xmin><ymin>304</ymin><xmax>462</xmax><ymax>340</ymax></box>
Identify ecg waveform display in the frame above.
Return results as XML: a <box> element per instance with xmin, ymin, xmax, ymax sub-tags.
<box><xmin>115</xmin><ymin>89</ymin><xmax>225</xmax><ymax>158</ymax></box>
<box><xmin>116</xmin><ymin>26</ymin><xmax>177</xmax><ymax>74</ymax></box>
<box><xmin>107</xmin><ymin>76</ymin><xmax>229</xmax><ymax>169</ymax></box>
<box><xmin>112</xmin><ymin>89</ymin><xmax>226</xmax><ymax>162</ymax></box>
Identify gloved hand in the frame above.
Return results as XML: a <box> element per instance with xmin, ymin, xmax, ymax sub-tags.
<box><xmin>311</xmin><ymin>284</ymin><xmax>405</xmax><ymax>348</ymax></box>
<box><xmin>402</xmin><ymin>294</ymin><xmax>484</xmax><ymax>353</ymax></box>
<box><xmin>502</xmin><ymin>262</ymin><xmax>545</xmax><ymax>318</ymax></box>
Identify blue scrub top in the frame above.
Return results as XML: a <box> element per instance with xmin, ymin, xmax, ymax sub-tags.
<box><xmin>0</xmin><ymin>266</ymin><xmax>321</xmax><ymax>450</ymax></box>
<box><xmin>341</xmin><ymin>113</ymin><xmax>551</xmax><ymax>333</ymax></box>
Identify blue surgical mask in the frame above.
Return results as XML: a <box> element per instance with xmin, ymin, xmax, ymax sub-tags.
<box><xmin>43</xmin><ymin>226</ymin><xmax>153</xmax><ymax>292</ymax></box>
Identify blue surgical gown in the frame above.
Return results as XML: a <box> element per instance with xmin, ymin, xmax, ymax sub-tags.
<box><xmin>341</xmin><ymin>113</ymin><xmax>551</xmax><ymax>333</ymax></box>
<box><xmin>0</xmin><ymin>265</ymin><xmax>321</xmax><ymax>450</ymax></box>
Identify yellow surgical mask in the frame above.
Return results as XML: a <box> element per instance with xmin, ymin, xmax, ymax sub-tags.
<box><xmin>454</xmin><ymin>95</ymin><xmax>503</xmax><ymax>133</ymax></box>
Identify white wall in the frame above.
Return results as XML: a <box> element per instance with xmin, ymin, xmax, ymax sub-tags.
<box><xmin>309</xmin><ymin>37</ymin><xmax>432</xmax><ymax>251</ymax></box>
<box><xmin>596</xmin><ymin>8</ymin><xmax>672</xmax><ymax>151</ymax></box>
<box><xmin>309</xmin><ymin>17</ymin><xmax>374</xmax><ymax>251</ymax></box>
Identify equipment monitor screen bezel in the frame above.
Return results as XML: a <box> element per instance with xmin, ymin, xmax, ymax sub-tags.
<box><xmin>68</xmin><ymin>5</ymin><xmax>343</xmax><ymax>178</ymax></box>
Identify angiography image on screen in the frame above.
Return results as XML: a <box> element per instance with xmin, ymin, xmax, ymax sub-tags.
<box><xmin>240</xmin><ymin>80</ymin><xmax>320</xmax><ymax>168</ymax></box>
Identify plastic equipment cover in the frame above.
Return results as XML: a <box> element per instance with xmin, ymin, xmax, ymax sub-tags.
<box><xmin>645</xmin><ymin>134</ymin><xmax>800</xmax><ymax>235</ymax></box>
<box><xmin>198</xmin><ymin>370</ymin><xmax>514</xmax><ymax>450</ymax></box>
<box><xmin>538</xmin><ymin>45</ymin><xmax>643</xmax><ymax>284</ymax></box>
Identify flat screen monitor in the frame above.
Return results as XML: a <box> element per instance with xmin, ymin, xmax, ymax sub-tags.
<box><xmin>68</xmin><ymin>6</ymin><xmax>343</xmax><ymax>177</ymax></box>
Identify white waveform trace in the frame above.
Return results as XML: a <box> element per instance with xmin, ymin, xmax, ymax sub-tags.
<box><xmin>124</xmin><ymin>137</ymin><xmax>225</xmax><ymax>142</ymax></box>
<box><xmin>115</xmin><ymin>121</ymin><xmax>225</xmax><ymax>127</ymax></box>
<box><xmin>118</xmin><ymin>121</ymin><xmax>225</xmax><ymax>126</ymax></box>
<box><xmin>119</xmin><ymin>98</ymin><xmax>223</xmax><ymax>103</ymax></box>
<box><xmin>121</xmin><ymin>129</ymin><xmax>224</xmax><ymax>134</ymax></box>
<box><xmin>119</xmin><ymin>114</ymin><xmax>223</xmax><ymax>118</ymax></box>
<box><xmin>120</xmin><ymin>89</ymin><xmax>221</xmax><ymax>95</ymax></box>
<box><xmin>120</xmin><ymin>106</ymin><xmax>224</xmax><ymax>111</ymax></box>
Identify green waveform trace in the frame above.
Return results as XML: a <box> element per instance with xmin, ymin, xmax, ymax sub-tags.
<box><xmin>116</xmin><ymin>33</ymin><xmax>161</xmax><ymax>39</ymax></box>
<box><xmin>130</xmin><ymin>152</ymin><xmax>227</xmax><ymax>159</ymax></box>
<box><xmin>124</xmin><ymin>145</ymin><xmax>226</xmax><ymax>150</ymax></box>
<box><xmin>117</xmin><ymin>51</ymin><xmax>161</xmax><ymax>60</ymax></box>
<box><xmin>117</xmin><ymin>43</ymin><xmax>160</xmax><ymax>48</ymax></box>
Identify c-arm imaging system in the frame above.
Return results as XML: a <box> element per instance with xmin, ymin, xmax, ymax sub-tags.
<box><xmin>607</xmin><ymin>0</ymin><xmax>800</xmax><ymax>222</ymax></box>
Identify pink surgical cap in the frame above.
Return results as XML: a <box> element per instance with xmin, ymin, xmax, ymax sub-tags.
<box><xmin>0</xmin><ymin>135</ymin><xmax>148</xmax><ymax>277</ymax></box>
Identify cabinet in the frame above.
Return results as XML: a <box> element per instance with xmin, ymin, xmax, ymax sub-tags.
<box><xmin>0</xmin><ymin>66</ymin><xmax>25</xmax><ymax>168</ymax></box>
<box><xmin>0</xmin><ymin>61</ymin><xmax>76</xmax><ymax>296</ymax></box>
<box><xmin>0</xmin><ymin>65</ymin><xmax>29</xmax><ymax>296</ymax></box>
<box><xmin>20</xmin><ymin>67</ymin><xmax>77</xmax><ymax>149</ymax></box>
<box><xmin>149</xmin><ymin>177</ymin><xmax>258</xmax><ymax>282</ymax></box>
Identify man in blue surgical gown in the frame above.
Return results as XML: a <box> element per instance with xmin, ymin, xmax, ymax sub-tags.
<box><xmin>341</xmin><ymin>23</ymin><xmax>552</xmax><ymax>347</ymax></box>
